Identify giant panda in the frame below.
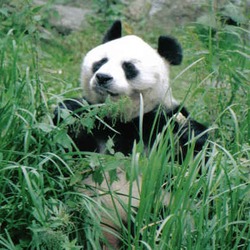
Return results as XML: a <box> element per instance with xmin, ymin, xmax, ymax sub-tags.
<box><xmin>54</xmin><ymin>20</ymin><xmax>208</xmax><ymax>249</ymax></box>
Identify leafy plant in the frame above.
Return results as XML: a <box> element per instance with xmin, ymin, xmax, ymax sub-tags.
<box><xmin>0</xmin><ymin>1</ymin><xmax>249</xmax><ymax>249</ymax></box>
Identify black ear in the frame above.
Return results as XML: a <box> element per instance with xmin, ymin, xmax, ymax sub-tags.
<box><xmin>102</xmin><ymin>20</ymin><xmax>122</xmax><ymax>43</ymax></box>
<box><xmin>158</xmin><ymin>36</ymin><xmax>183</xmax><ymax>65</ymax></box>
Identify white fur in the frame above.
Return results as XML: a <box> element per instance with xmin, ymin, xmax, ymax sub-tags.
<box><xmin>81</xmin><ymin>35</ymin><xmax>178</xmax><ymax>120</ymax></box>
<box><xmin>83</xmin><ymin>167</ymin><xmax>170</xmax><ymax>249</ymax></box>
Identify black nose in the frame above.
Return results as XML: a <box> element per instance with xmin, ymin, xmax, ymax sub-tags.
<box><xmin>96</xmin><ymin>73</ymin><xmax>113</xmax><ymax>85</ymax></box>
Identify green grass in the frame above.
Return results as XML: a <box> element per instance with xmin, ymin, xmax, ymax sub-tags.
<box><xmin>0</xmin><ymin>1</ymin><xmax>249</xmax><ymax>249</ymax></box>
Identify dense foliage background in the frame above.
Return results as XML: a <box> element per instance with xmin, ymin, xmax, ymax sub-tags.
<box><xmin>0</xmin><ymin>0</ymin><xmax>249</xmax><ymax>249</ymax></box>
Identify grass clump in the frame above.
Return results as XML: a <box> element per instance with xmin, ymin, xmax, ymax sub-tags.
<box><xmin>0</xmin><ymin>1</ymin><xmax>249</xmax><ymax>249</ymax></box>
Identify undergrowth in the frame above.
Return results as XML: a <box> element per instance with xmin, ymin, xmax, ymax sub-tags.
<box><xmin>0</xmin><ymin>0</ymin><xmax>249</xmax><ymax>249</ymax></box>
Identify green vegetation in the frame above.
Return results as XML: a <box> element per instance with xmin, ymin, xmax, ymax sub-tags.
<box><xmin>0</xmin><ymin>0</ymin><xmax>249</xmax><ymax>249</ymax></box>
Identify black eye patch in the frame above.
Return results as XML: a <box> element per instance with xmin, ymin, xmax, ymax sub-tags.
<box><xmin>122</xmin><ymin>61</ymin><xmax>139</xmax><ymax>80</ymax></box>
<box><xmin>92</xmin><ymin>57</ymin><xmax>108</xmax><ymax>73</ymax></box>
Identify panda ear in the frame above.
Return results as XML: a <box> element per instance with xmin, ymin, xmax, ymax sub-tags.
<box><xmin>157</xmin><ymin>36</ymin><xmax>183</xmax><ymax>65</ymax></box>
<box><xmin>103</xmin><ymin>20</ymin><xmax>122</xmax><ymax>43</ymax></box>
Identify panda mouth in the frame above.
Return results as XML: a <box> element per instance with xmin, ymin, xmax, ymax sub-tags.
<box><xmin>107</xmin><ymin>91</ymin><xmax>119</xmax><ymax>97</ymax></box>
<box><xmin>94</xmin><ymin>86</ymin><xmax>119</xmax><ymax>97</ymax></box>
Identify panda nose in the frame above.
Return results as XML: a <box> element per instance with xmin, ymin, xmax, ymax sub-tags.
<box><xmin>96</xmin><ymin>73</ymin><xmax>113</xmax><ymax>85</ymax></box>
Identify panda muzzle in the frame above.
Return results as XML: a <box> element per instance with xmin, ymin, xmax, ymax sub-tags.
<box><xmin>94</xmin><ymin>73</ymin><xmax>120</xmax><ymax>97</ymax></box>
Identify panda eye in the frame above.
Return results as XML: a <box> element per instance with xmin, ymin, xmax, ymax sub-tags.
<box><xmin>92</xmin><ymin>57</ymin><xmax>108</xmax><ymax>73</ymax></box>
<box><xmin>122</xmin><ymin>61</ymin><xmax>139</xmax><ymax>80</ymax></box>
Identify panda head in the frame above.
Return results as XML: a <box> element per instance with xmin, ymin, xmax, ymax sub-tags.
<box><xmin>81</xmin><ymin>20</ymin><xmax>183</xmax><ymax>119</ymax></box>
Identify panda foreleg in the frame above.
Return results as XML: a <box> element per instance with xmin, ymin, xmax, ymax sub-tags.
<box><xmin>53</xmin><ymin>98</ymin><xmax>86</xmax><ymax>124</ymax></box>
<box><xmin>169</xmin><ymin>105</ymin><xmax>208</xmax><ymax>161</ymax></box>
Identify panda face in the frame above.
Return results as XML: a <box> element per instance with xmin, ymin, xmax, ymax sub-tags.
<box><xmin>81</xmin><ymin>35</ymin><xmax>178</xmax><ymax>119</ymax></box>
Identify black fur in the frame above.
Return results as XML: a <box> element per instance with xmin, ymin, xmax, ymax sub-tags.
<box><xmin>122</xmin><ymin>61</ymin><xmax>139</xmax><ymax>80</ymax></box>
<box><xmin>102</xmin><ymin>20</ymin><xmax>122</xmax><ymax>43</ymax></box>
<box><xmin>53</xmin><ymin>99</ymin><xmax>208</xmax><ymax>159</ymax></box>
<box><xmin>92</xmin><ymin>58</ymin><xmax>108</xmax><ymax>73</ymax></box>
<box><xmin>158</xmin><ymin>36</ymin><xmax>183</xmax><ymax>65</ymax></box>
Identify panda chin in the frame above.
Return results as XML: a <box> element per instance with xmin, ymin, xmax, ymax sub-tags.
<box><xmin>94</xmin><ymin>85</ymin><xmax>119</xmax><ymax>98</ymax></box>
<box><xmin>107</xmin><ymin>91</ymin><xmax>119</xmax><ymax>97</ymax></box>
